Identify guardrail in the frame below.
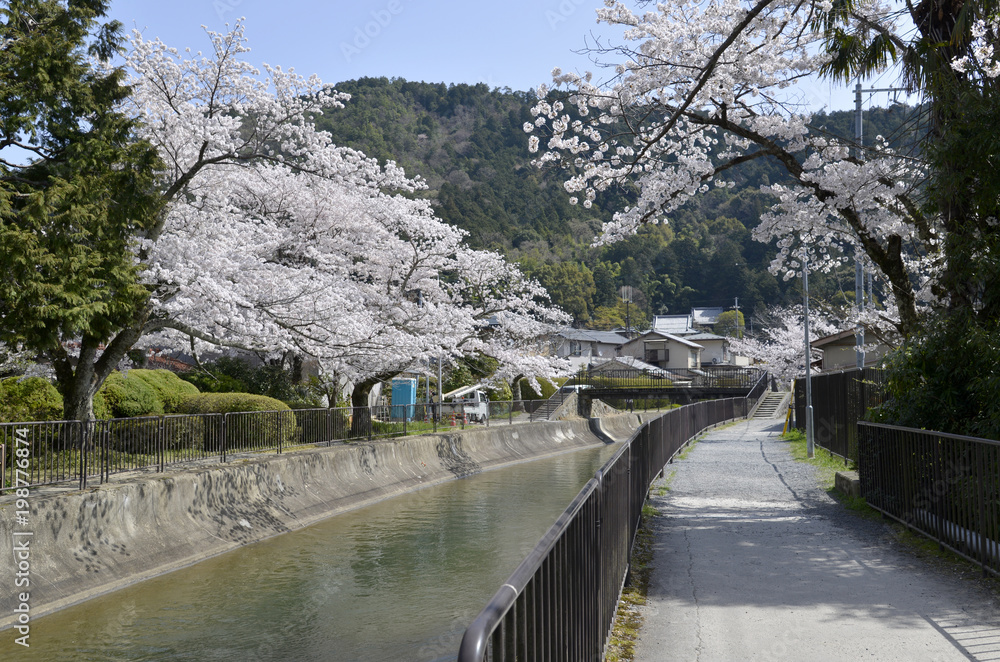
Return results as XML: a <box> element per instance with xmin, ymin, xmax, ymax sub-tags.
<box><xmin>859</xmin><ymin>422</ymin><xmax>1000</xmax><ymax>577</ymax></box>
<box><xmin>0</xmin><ymin>400</ymin><xmax>553</xmax><ymax>494</ymax></box>
<box><xmin>457</xmin><ymin>396</ymin><xmax>750</xmax><ymax>661</ymax></box>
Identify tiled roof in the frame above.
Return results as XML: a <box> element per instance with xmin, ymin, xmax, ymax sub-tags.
<box><xmin>651</xmin><ymin>315</ymin><xmax>695</xmax><ymax>334</ymax></box>
<box><xmin>590</xmin><ymin>356</ymin><xmax>666</xmax><ymax>374</ymax></box>
<box><xmin>691</xmin><ymin>307</ymin><xmax>725</xmax><ymax>325</ymax></box>
<box><xmin>555</xmin><ymin>328</ymin><xmax>629</xmax><ymax>345</ymax></box>
<box><xmin>685</xmin><ymin>332</ymin><xmax>727</xmax><ymax>342</ymax></box>
<box><xmin>631</xmin><ymin>330</ymin><xmax>704</xmax><ymax>349</ymax></box>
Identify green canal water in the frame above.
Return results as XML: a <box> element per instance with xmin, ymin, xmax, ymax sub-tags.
<box><xmin>19</xmin><ymin>443</ymin><xmax>620</xmax><ymax>661</ymax></box>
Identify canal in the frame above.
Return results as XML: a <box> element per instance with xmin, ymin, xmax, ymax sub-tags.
<box><xmin>20</xmin><ymin>442</ymin><xmax>621</xmax><ymax>661</ymax></box>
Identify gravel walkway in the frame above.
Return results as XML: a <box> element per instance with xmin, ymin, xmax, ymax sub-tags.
<box><xmin>634</xmin><ymin>419</ymin><xmax>1000</xmax><ymax>661</ymax></box>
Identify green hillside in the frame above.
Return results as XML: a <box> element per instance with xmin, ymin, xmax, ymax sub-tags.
<box><xmin>315</xmin><ymin>77</ymin><xmax>921</xmax><ymax>327</ymax></box>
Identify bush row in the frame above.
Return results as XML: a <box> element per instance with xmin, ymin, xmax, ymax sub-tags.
<box><xmin>0</xmin><ymin>370</ymin><xmax>292</xmax><ymax>423</ymax></box>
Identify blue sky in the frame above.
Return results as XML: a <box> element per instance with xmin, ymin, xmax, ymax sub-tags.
<box><xmin>107</xmin><ymin>0</ymin><xmax>887</xmax><ymax>112</ymax></box>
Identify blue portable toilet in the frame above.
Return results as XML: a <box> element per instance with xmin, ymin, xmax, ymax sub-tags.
<box><xmin>390</xmin><ymin>378</ymin><xmax>417</xmax><ymax>421</ymax></box>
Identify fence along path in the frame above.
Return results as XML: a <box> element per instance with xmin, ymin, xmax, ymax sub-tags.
<box><xmin>0</xmin><ymin>401</ymin><xmax>547</xmax><ymax>494</ymax></box>
<box><xmin>634</xmin><ymin>419</ymin><xmax>1000</xmax><ymax>662</ymax></box>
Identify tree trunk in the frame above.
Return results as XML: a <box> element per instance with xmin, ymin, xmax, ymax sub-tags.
<box><xmin>350</xmin><ymin>376</ymin><xmax>379</xmax><ymax>439</ymax></box>
<box><xmin>52</xmin><ymin>312</ymin><xmax>150</xmax><ymax>423</ymax></box>
<box><xmin>349</xmin><ymin>373</ymin><xmax>397</xmax><ymax>439</ymax></box>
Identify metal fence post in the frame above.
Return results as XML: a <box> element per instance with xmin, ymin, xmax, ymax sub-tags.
<box><xmin>101</xmin><ymin>421</ymin><xmax>109</xmax><ymax>485</ymax></box>
<box><xmin>158</xmin><ymin>416</ymin><xmax>165</xmax><ymax>473</ymax></box>
<box><xmin>79</xmin><ymin>421</ymin><xmax>87</xmax><ymax>490</ymax></box>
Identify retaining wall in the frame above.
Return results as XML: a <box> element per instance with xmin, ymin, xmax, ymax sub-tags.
<box><xmin>0</xmin><ymin>414</ymin><xmax>646</xmax><ymax>629</ymax></box>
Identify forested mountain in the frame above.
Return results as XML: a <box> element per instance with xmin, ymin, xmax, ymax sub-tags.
<box><xmin>314</xmin><ymin>77</ymin><xmax>921</xmax><ymax>329</ymax></box>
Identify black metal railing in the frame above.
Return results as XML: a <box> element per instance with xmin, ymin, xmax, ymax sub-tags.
<box><xmin>794</xmin><ymin>367</ymin><xmax>885</xmax><ymax>463</ymax></box>
<box><xmin>0</xmin><ymin>400</ymin><xmax>556</xmax><ymax>494</ymax></box>
<box><xmin>747</xmin><ymin>368</ymin><xmax>770</xmax><ymax>404</ymax></box>
<box><xmin>457</xmin><ymin>396</ymin><xmax>751</xmax><ymax>661</ymax></box>
<box><xmin>859</xmin><ymin>422</ymin><xmax>1000</xmax><ymax>576</ymax></box>
<box><xmin>578</xmin><ymin>366</ymin><xmax>765</xmax><ymax>391</ymax></box>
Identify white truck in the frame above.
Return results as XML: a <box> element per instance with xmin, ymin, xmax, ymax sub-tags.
<box><xmin>439</xmin><ymin>388</ymin><xmax>490</xmax><ymax>423</ymax></box>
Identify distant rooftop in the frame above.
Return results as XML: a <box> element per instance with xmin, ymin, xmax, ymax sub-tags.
<box><xmin>590</xmin><ymin>356</ymin><xmax>666</xmax><ymax>373</ymax></box>
<box><xmin>556</xmin><ymin>328</ymin><xmax>628</xmax><ymax>345</ymax></box>
<box><xmin>691</xmin><ymin>307</ymin><xmax>725</xmax><ymax>325</ymax></box>
<box><xmin>632</xmin><ymin>329</ymin><xmax>705</xmax><ymax>349</ymax></box>
<box><xmin>685</xmin><ymin>331</ymin><xmax>727</xmax><ymax>342</ymax></box>
<box><xmin>652</xmin><ymin>314</ymin><xmax>696</xmax><ymax>335</ymax></box>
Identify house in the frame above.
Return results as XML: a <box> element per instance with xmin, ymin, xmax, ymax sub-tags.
<box><xmin>811</xmin><ymin>328</ymin><xmax>893</xmax><ymax>371</ymax></box>
<box><xmin>620</xmin><ymin>330</ymin><xmax>704</xmax><ymax>370</ymax></box>
<box><xmin>683</xmin><ymin>331</ymin><xmax>750</xmax><ymax>367</ymax></box>
<box><xmin>551</xmin><ymin>328</ymin><xmax>628</xmax><ymax>371</ymax></box>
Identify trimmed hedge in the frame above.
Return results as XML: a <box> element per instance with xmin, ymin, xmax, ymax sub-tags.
<box><xmin>98</xmin><ymin>372</ymin><xmax>165</xmax><ymax>419</ymax></box>
<box><xmin>128</xmin><ymin>369</ymin><xmax>200</xmax><ymax>413</ymax></box>
<box><xmin>177</xmin><ymin>393</ymin><xmax>295</xmax><ymax>449</ymax></box>
<box><xmin>176</xmin><ymin>392</ymin><xmax>291</xmax><ymax>415</ymax></box>
<box><xmin>0</xmin><ymin>377</ymin><xmax>63</xmax><ymax>422</ymax></box>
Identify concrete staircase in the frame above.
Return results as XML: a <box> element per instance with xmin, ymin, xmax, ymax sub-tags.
<box><xmin>532</xmin><ymin>392</ymin><xmax>571</xmax><ymax>420</ymax></box>
<box><xmin>753</xmin><ymin>391</ymin><xmax>791</xmax><ymax>419</ymax></box>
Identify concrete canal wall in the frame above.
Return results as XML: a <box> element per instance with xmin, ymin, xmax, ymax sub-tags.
<box><xmin>0</xmin><ymin>414</ymin><xmax>646</xmax><ymax>630</ymax></box>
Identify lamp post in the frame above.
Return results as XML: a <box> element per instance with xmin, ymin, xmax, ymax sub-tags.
<box><xmin>802</xmin><ymin>249</ymin><xmax>815</xmax><ymax>459</ymax></box>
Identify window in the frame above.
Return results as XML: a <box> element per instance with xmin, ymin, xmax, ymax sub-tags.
<box><xmin>645</xmin><ymin>347</ymin><xmax>668</xmax><ymax>364</ymax></box>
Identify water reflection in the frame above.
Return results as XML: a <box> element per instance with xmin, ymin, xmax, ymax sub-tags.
<box><xmin>22</xmin><ymin>444</ymin><xmax>618</xmax><ymax>661</ymax></box>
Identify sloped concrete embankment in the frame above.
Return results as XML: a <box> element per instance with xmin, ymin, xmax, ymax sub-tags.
<box><xmin>0</xmin><ymin>414</ymin><xmax>645</xmax><ymax>629</ymax></box>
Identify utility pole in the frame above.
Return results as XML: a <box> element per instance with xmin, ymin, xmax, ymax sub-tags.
<box><xmin>854</xmin><ymin>82</ymin><xmax>906</xmax><ymax>370</ymax></box>
<box><xmin>620</xmin><ymin>286</ymin><xmax>633</xmax><ymax>339</ymax></box>
<box><xmin>733</xmin><ymin>296</ymin><xmax>743</xmax><ymax>339</ymax></box>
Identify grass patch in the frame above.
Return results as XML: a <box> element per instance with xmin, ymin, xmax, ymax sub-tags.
<box><xmin>677</xmin><ymin>439</ymin><xmax>698</xmax><ymax>461</ymax></box>
<box><xmin>653</xmin><ymin>471</ymin><xmax>675</xmax><ymax>497</ymax></box>
<box><xmin>781</xmin><ymin>428</ymin><xmax>852</xmax><ymax>490</ymax></box>
<box><xmin>605</xmin><ymin>509</ymin><xmax>656</xmax><ymax>661</ymax></box>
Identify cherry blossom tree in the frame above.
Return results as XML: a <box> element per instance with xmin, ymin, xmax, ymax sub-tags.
<box><xmin>44</xmin><ymin>21</ymin><xmax>568</xmax><ymax>421</ymax></box>
<box><xmin>526</xmin><ymin>0</ymin><xmax>999</xmax><ymax>340</ymax></box>
<box><xmin>730</xmin><ymin>305</ymin><xmax>839</xmax><ymax>381</ymax></box>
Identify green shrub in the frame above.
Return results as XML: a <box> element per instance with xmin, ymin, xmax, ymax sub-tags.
<box><xmin>179</xmin><ymin>370</ymin><xmax>248</xmax><ymax>394</ymax></box>
<box><xmin>177</xmin><ymin>357</ymin><xmax>297</xmax><ymax>400</ymax></box>
<box><xmin>128</xmin><ymin>369</ymin><xmax>200</xmax><ymax>412</ymax></box>
<box><xmin>98</xmin><ymin>371</ymin><xmax>165</xmax><ymax>419</ymax></box>
<box><xmin>0</xmin><ymin>377</ymin><xmax>63</xmax><ymax>422</ymax></box>
<box><xmin>485</xmin><ymin>381</ymin><xmax>513</xmax><ymax>402</ymax></box>
<box><xmin>518</xmin><ymin>377</ymin><xmax>560</xmax><ymax>400</ymax></box>
<box><xmin>177</xmin><ymin>392</ymin><xmax>290</xmax><ymax>414</ymax></box>
<box><xmin>177</xmin><ymin>393</ymin><xmax>295</xmax><ymax>450</ymax></box>
<box><xmin>92</xmin><ymin>391</ymin><xmax>111</xmax><ymax>420</ymax></box>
